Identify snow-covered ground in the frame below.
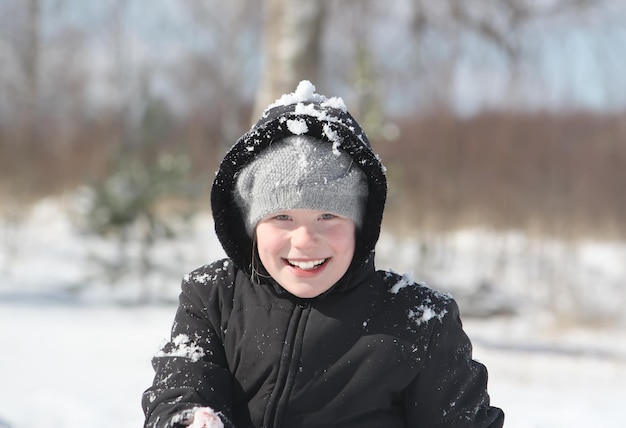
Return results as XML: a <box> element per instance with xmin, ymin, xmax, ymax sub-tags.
<box><xmin>1</xmin><ymin>198</ymin><xmax>625</xmax><ymax>427</ymax></box>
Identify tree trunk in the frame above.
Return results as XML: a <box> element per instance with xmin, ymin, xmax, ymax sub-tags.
<box><xmin>22</xmin><ymin>0</ymin><xmax>40</xmax><ymax>150</ymax></box>
<box><xmin>252</xmin><ymin>0</ymin><xmax>326</xmax><ymax>120</ymax></box>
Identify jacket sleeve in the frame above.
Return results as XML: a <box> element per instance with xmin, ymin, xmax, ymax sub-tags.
<box><xmin>404</xmin><ymin>298</ymin><xmax>505</xmax><ymax>427</ymax></box>
<box><xmin>142</xmin><ymin>261</ymin><xmax>236</xmax><ymax>428</ymax></box>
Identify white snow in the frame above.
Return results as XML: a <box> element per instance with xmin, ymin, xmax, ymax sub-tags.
<box><xmin>408</xmin><ymin>305</ymin><xmax>448</xmax><ymax>326</ymax></box>
<box><xmin>388</xmin><ymin>270</ymin><xmax>417</xmax><ymax>294</ymax></box>
<box><xmin>1</xmin><ymin>197</ymin><xmax>625</xmax><ymax>427</ymax></box>
<box><xmin>0</xmin><ymin>304</ymin><xmax>171</xmax><ymax>428</ymax></box>
<box><xmin>323</xmin><ymin>125</ymin><xmax>341</xmax><ymax>150</ymax></box>
<box><xmin>464</xmin><ymin>316</ymin><xmax>626</xmax><ymax>428</ymax></box>
<box><xmin>154</xmin><ymin>334</ymin><xmax>205</xmax><ymax>362</ymax></box>
<box><xmin>267</xmin><ymin>80</ymin><xmax>325</xmax><ymax>109</ymax></box>
<box><xmin>294</xmin><ymin>102</ymin><xmax>323</xmax><ymax>117</ymax></box>
<box><xmin>286</xmin><ymin>118</ymin><xmax>309</xmax><ymax>135</ymax></box>
<box><xmin>266</xmin><ymin>80</ymin><xmax>347</xmax><ymax>112</ymax></box>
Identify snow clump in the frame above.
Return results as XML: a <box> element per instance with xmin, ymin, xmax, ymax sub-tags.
<box><xmin>266</xmin><ymin>80</ymin><xmax>347</xmax><ymax>112</ymax></box>
<box><xmin>154</xmin><ymin>334</ymin><xmax>205</xmax><ymax>362</ymax></box>
<box><xmin>389</xmin><ymin>271</ymin><xmax>418</xmax><ymax>294</ymax></box>
<box><xmin>408</xmin><ymin>305</ymin><xmax>448</xmax><ymax>326</ymax></box>
<box><xmin>286</xmin><ymin>118</ymin><xmax>309</xmax><ymax>135</ymax></box>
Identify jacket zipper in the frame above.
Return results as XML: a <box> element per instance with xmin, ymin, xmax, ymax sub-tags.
<box><xmin>262</xmin><ymin>301</ymin><xmax>310</xmax><ymax>427</ymax></box>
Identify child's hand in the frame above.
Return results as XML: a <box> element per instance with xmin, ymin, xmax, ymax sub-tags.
<box><xmin>188</xmin><ymin>407</ymin><xmax>224</xmax><ymax>428</ymax></box>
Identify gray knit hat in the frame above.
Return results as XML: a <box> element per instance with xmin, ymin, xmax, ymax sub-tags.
<box><xmin>235</xmin><ymin>135</ymin><xmax>368</xmax><ymax>236</ymax></box>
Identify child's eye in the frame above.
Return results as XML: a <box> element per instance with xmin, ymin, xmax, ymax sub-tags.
<box><xmin>274</xmin><ymin>214</ymin><xmax>291</xmax><ymax>221</ymax></box>
<box><xmin>319</xmin><ymin>213</ymin><xmax>336</xmax><ymax>220</ymax></box>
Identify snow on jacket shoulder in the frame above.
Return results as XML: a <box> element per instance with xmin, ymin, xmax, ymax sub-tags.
<box><xmin>142</xmin><ymin>259</ymin><xmax>504</xmax><ymax>427</ymax></box>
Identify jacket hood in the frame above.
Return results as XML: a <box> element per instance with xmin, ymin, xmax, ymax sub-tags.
<box><xmin>211</xmin><ymin>83</ymin><xmax>387</xmax><ymax>291</ymax></box>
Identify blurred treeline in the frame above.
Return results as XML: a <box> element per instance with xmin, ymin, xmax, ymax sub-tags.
<box><xmin>1</xmin><ymin>0</ymin><xmax>625</xmax><ymax>239</ymax></box>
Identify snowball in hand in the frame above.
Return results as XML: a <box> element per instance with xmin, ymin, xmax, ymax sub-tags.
<box><xmin>188</xmin><ymin>407</ymin><xmax>224</xmax><ymax>428</ymax></box>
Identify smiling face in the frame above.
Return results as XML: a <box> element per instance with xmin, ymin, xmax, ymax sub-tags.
<box><xmin>255</xmin><ymin>209</ymin><xmax>356</xmax><ymax>298</ymax></box>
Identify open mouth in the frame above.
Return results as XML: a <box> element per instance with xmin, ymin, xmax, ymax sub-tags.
<box><xmin>286</xmin><ymin>258</ymin><xmax>327</xmax><ymax>271</ymax></box>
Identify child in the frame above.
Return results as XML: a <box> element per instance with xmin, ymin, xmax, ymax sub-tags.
<box><xmin>142</xmin><ymin>81</ymin><xmax>504</xmax><ymax>428</ymax></box>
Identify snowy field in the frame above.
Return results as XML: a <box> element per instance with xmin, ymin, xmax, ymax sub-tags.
<box><xmin>1</xmin><ymin>198</ymin><xmax>625</xmax><ymax>428</ymax></box>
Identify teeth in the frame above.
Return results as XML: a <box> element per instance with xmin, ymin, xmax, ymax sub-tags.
<box><xmin>288</xmin><ymin>259</ymin><xmax>325</xmax><ymax>270</ymax></box>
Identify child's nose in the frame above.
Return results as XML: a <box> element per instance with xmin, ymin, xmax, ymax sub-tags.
<box><xmin>291</xmin><ymin>224</ymin><xmax>317</xmax><ymax>247</ymax></box>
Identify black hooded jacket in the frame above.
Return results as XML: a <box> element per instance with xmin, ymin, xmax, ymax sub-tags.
<box><xmin>142</xmin><ymin>100</ymin><xmax>505</xmax><ymax>427</ymax></box>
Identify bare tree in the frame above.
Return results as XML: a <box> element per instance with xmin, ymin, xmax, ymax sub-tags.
<box><xmin>1</xmin><ymin>0</ymin><xmax>42</xmax><ymax>195</ymax></box>
<box><xmin>402</xmin><ymin>0</ymin><xmax>604</xmax><ymax>110</ymax></box>
<box><xmin>22</xmin><ymin>0</ymin><xmax>41</xmax><ymax>149</ymax></box>
<box><xmin>249</xmin><ymin>0</ymin><xmax>602</xmax><ymax>123</ymax></box>
<box><xmin>172</xmin><ymin>0</ymin><xmax>262</xmax><ymax>148</ymax></box>
<box><xmin>253</xmin><ymin>0</ymin><xmax>326</xmax><ymax>118</ymax></box>
<box><xmin>0</xmin><ymin>0</ymin><xmax>41</xmax><ymax>272</ymax></box>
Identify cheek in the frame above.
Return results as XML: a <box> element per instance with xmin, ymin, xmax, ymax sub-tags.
<box><xmin>330</xmin><ymin>228</ymin><xmax>356</xmax><ymax>257</ymax></box>
<box><xmin>343</xmin><ymin>236</ymin><xmax>356</xmax><ymax>258</ymax></box>
<box><xmin>255</xmin><ymin>225</ymin><xmax>283</xmax><ymax>259</ymax></box>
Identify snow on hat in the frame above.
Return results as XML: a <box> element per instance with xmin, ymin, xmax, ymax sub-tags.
<box><xmin>235</xmin><ymin>135</ymin><xmax>368</xmax><ymax>236</ymax></box>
